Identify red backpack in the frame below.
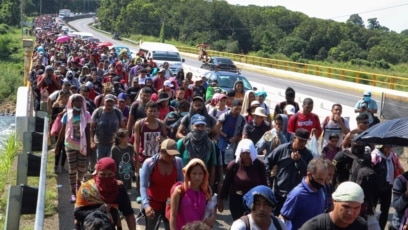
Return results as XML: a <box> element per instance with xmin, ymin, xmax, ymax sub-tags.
<box><xmin>165</xmin><ymin>182</ymin><xmax>185</xmax><ymax>220</ymax></box>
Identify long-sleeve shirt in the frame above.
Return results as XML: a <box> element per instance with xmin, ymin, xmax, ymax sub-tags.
<box><xmin>219</xmin><ymin>159</ymin><xmax>267</xmax><ymax>200</ymax></box>
<box><xmin>264</xmin><ymin>142</ymin><xmax>314</xmax><ymax>196</ymax></box>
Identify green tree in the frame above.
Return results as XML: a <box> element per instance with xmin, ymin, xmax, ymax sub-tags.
<box><xmin>347</xmin><ymin>14</ymin><xmax>364</xmax><ymax>27</ymax></box>
<box><xmin>367</xmin><ymin>18</ymin><xmax>381</xmax><ymax>30</ymax></box>
<box><xmin>328</xmin><ymin>40</ymin><xmax>366</xmax><ymax>62</ymax></box>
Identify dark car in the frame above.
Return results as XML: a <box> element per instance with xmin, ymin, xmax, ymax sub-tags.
<box><xmin>201</xmin><ymin>57</ymin><xmax>239</xmax><ymax>73</ymax></box>
<box><xmin>112</xmin><ymin>33</ymin><xmax>121</xmax><ymax>40</ymax></box>
<box><xmin>204</xmin><ymin>71</ymin><xmax>255</xmax><ymax>93</ymax></box>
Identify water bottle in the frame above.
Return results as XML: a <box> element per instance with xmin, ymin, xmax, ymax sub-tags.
<box><xmin>224</xmin><ymin>144</ymin><xmax>234</xmax><ymax>164</ymax></box>
<box><xmin>204</xmin><ymin>193</ymin><xmax>217</xmax><ymax>219</ymax></box>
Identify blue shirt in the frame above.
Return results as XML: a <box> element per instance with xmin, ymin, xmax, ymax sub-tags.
<box><xmin>280</xmin><ymin>178</ymin><xmax>325</xmax><ymax>230</ymax></box>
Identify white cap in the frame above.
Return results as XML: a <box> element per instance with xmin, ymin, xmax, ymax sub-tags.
<box><xmin>284</xmin><ymin>104</ymin><xmax>296</xmax><ymax>115</ymax></box>
<box><xmin>332</xmin><ymin>181</ymin><xmax>364</xmax><ymax>204</ymax></box>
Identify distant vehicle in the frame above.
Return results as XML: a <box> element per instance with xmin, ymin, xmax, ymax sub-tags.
<box><xmin>88</xmin><ymin>37</ymin><xmax>100</xmax><ymax>43</ymax></box>
<box><xmin>73</xmin><ymin>32</ymin><xmax>94</xmax><ymax>41</ymax></box>
<box><xmin>112</xmin><ymin>33</ymin><xmax>121</xmax><ymax>40</ymax></box>
<box><xmin>59</xmin><ymin>9</ymin><xmax>71</xmax><ymax>18</ymax></box>
<box><xmin>139</xmin><ymin>41</ymin><xmax>184</xmax><ymax>74</ymax></box>
<box><xmin>201</xmin><ymin>57</ymin><xmax>239</xmax><ymax>73</ymax></box>
<box><xmin>204</xmin><ymin>71</ymin><xmax>255</xmax><ymax>93</ymax></box>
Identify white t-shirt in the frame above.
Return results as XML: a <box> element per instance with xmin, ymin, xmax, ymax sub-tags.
<box><xmin>321</xmin><ymin>116</ymin><xmax>350</xmax><ymax>148</ymax></box>
<box><xmin>230</xmin><ymin>214</ymin><xmax>286</xmax><ymax>230</ymax></box>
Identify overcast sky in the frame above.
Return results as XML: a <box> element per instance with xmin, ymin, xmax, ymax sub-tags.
<box><xmin>225</xmin><ymin>0</ymin><xmax>408</xmax><ymax>33</ymax></box>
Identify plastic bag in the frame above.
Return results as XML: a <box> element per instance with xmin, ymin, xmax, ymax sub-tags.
<box><xmin>50</xmin><ymin>114</ymin><xmax>62</xmax><ymax>137</ymax></box>
<box><xmin>307</xmin><ymin>135</ymin><xmax>319</xmax><ymax>158</ymax></box>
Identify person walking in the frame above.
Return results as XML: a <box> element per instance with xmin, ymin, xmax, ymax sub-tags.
<box><xmin>55</xmin><ymin>94</ymin><xmax>91</xmax><ymax>203</ymax></box>
<box><xmin>301</xmin><ymin>181</ymin><xmax>367</xmax><ymax>230</ymax></box>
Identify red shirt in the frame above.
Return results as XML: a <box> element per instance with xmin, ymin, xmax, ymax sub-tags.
<box><xmin>287</xmin><ymin>112</ymin><xmax>322</xmax><ymax>137</ymax></box>
<box><xmin>153</xmin><ymin>76</ymin><xmax>165</xmax><ymax>92</ymax></box>
<box><xmin>147</xmin><ymin>163</ymin><xmax>177</xmax><ymax>211</ymax></box>
<box><xmin>37</xmin><ymin>74</ymin><xmax>60</xmax><ymax>94</ymax></box>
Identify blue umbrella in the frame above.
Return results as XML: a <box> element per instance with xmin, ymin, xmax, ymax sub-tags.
<box><xmin>355</xmin><ymin>117</ymin><xmax>408</xmax><ymax>146</ymax></box>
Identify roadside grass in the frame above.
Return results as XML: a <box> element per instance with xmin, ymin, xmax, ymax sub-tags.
<box><xmin>0</xmin><ymin>25</ymin><xmax>58</xmax><ymax>228</ymax></box>
<box><xmin>0</xmin><ymin>147</ymin><xmax>59</xmax><ymax>229</ymax></box>
<box><xmin>0</xmin><ymin>134</ymin><xmax>20</xmax><ymax>228</ymax></box>
<box><xmin>0</xmin><ymin>27</ymin><xmax>33</xmax><ymax>105</ymax></box>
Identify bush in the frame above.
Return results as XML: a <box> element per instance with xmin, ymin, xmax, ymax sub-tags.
<box><xmin>0</xmin><ymin>35</ymin><xmax>13</xmax><ymax>60</ymax></box>
<box><xmin>372</xmin><ymin>59</ymin><xmax>391</xmax><ymax>70</ymax></box>
<box><xmin>0</xmin><ymin>24</ymin><xmax>9</xmax><ymax>34</ymax></box>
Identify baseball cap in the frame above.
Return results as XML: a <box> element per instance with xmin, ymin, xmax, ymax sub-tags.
<box><xmin>104</xmin><ymin>94</ymin><xmax>116</xmax><ymax>102</ymax></box>
<box><xmin>160</xmin><ymin>139</ymin><xmax>180</xmax><ymax>156</ymax></box>
<box><xmin>284</xmin><ymin>104</ymin><xmax>296</xmax><ymax>115</ymax></box>
<box><xmin>295</xmin><ymin>128</ymin><xmax>310</xmax><ymax>140</ymax></box>
<box><xmin>163</xmin><ymin>80</ymin><xmax>173</xmax><ymax>87</ymax></box>
<box><xmin>192</xmin><ymin>96</ymin><xmax>204</xmax><ymax>102</ymax></box>
<box><xmin>243</xmin><ymin>185</ymin><xmax>277</xmax><ymax>209</ymax></box>
<box><xmin>363</xmin><ymin>90</ymin><xmax>371</xmax><ymax>96</ymax></box>
<box><xmin>190</xmin><ymin>114</ymin><xmax>207</xmax><ymax>125</ymax></box>
<box><xmin>332</xmin><ymin>181</ymin><xmax>364</xmax><ymax>204</ymax></box>
<box><xmin>118</xmin><ymin>92</ymin><xmax>127</xmax><ymax>101</ymax></box>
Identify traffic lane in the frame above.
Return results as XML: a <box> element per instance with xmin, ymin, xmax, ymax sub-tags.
<box><xmin>70</xmin><ymin>18</ymin><xmax>379</xmax><ymax>108</ymax></box>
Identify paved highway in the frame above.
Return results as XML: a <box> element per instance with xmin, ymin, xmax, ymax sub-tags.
<box><xmin>69</xmin><ymin>18</ymin><xmax>379</xmax><ymax>110</ymax></box>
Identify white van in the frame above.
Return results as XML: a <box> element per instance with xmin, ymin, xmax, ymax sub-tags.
<box><xmin>139</xmin><ymin>41</ymin><xmax>184</xmax><ymax>75</ymax></box>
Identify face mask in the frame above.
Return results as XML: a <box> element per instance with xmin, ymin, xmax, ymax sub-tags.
<box><xmin>73</xmin><ymin>106</ymin><xmax>81</xmax><ymax>111</ymax></box>
<box><xmin>309</xmin><ymin>176</ymin><xmax>324</xmax><ymax>190</ymax></box>
<box><xmin>364</xmin><ymin>96</ymin><xmax>370</xmax><ymax>102</ymax></box>
<box><xmin>191</xmin><ymin>129</ymin><xmax>206</xmax><ymax>140</ymax></box>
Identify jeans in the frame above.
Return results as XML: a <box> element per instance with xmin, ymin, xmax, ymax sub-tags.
<box><xmin>96</xmin><ymin>144</ymin><xmax>112</xmax><ymax>160</ymax></box>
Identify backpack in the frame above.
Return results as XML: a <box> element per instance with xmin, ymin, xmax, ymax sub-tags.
<box><xmin>165</xmin><ymin>182</ymin><xmax>185</xmax><ymax>221</ymax></box>
<box><xmin>238</xmin><ymin>214</ymin><xmax>282</xmax><ymax>230</ymax></box>
<box><xmin>332</xmin><ymin>149</ymin><xmax>357</xmax><ymax>185</ymax></box>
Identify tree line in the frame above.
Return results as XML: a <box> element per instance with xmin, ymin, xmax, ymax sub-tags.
<box><xmin>97</xmin><ymin>0</ymin><xmax>408</xmax><ymax>68</ymax></box>
<box><xmin>2</xmin><ymin>0</ymin><xmax>408</xmax><ymax>68</ymax></box>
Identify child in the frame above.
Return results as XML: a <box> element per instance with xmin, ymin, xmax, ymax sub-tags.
<box><xmin>321</xmin><ymin>133</ymin><xmax>341</xmax><ymax>161</ymax></box>
<box><xmin>111</xmin><ymin>128</ymin><xmax>135</xmax><ymax>191</ymax></box>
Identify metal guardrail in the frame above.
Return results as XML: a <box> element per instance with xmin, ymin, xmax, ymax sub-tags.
<box><xmin>34</xmin><ymin>116</ymin><xmax>49</xmax><ymax>230</ymax></box>
<box><xmin>176</xmin><ymin>46</ymin><xmax>408</xmax><ymax>91</ymax></box>
<box><xmin>5</xmin><ymin>116</ymin><xmax>49</xmax><ymax>230</ymax></box>
<box><xmin>5</xmin><ymin>38</ymin><xmax>50</xmax><ymax>230</ymax></box>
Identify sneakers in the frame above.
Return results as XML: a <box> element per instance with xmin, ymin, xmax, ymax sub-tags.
<box><xmin>70</xmin><ymin>195</ymin><xmax>76</xmax><ymax>203</ymax></box>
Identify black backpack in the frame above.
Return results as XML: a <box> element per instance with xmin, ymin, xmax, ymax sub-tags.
<box><xmin>332</xmin><ymin>150</ymin><xmax>357</xmax><ymax>185</ymax></box>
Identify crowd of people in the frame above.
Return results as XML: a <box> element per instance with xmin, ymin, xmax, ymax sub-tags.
<box><xmin>29</xmin><ymin>15</ymin><xmax>408</xmax><ymax>230</ymax></box>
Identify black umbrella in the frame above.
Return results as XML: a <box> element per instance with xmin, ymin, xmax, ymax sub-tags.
<box><xmin>354</xmin><ymin>117</ymin><xmax>408</xmax><ymax>146</ymax></box>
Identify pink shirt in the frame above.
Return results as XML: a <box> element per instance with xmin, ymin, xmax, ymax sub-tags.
<box><xmin>177</xmin><ymin>188</ymin><xmax>206</xmax><ymax>230</ymax></box>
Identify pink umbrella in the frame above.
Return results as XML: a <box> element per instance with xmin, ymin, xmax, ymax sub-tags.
<box><xmin>56</xmin><ymin>35</ymin><xmax>70</xmax><ymax>43</ymax></box>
